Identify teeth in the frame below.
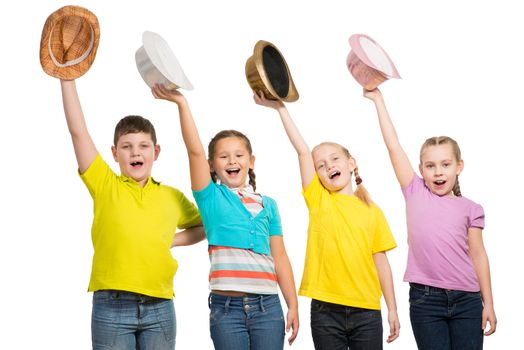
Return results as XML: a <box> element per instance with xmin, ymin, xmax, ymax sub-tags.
<box><xmin>329</xmin><ymin>171</ymin><xmax>340</xmax><ymax>179</ymax></box>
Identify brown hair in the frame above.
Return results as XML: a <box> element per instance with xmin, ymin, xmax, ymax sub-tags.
<box><xmin>313</xmin><ymin>142</ymin><xmax>373</xmax><ymax>206</ymax></box>
<box><xmin>114</xmin><ymin>115</ymin><xmax>157</xmax><ymax>146</ymax></box>
<box><xmin>208</xmin><ymin>130</ymin><xmax>257</xmax><ymax>191</ymax></box>
<box><xmin>420</xmin><ymin>136</ymin><xmax>462</xmax><ymax>197</ymax></box>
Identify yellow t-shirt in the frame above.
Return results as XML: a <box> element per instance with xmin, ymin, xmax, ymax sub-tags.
<box><xmin>298</xmin><ymin>174</ymin><xmax>396</xmax><ymax>310</ymax></box>
<box><xmin>80</xmin><ymin>154</ymin><xmax>201</xmax><ymax>299</ymax></box>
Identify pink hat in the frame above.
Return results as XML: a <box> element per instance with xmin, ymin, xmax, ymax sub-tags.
<box><xmin>347</xmin><ymin>34</ymin><xmax>400</xmax><ymax>90</ymax></box>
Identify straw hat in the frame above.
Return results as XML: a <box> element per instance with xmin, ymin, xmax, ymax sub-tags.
<box><xmin>245</xmin><ymin>40</ymin><xmax>299</xmax><ymax>102</ymax></box>
<box><xmin>346</xmin><ymin>34</ymin><xmax>400</xmax><ymax>90</ymax></box>
<box><xmin>39</xmin><ymin>5</ymin><xmax>100</xmax><ymax>80</ymax></box>
<box><xmin>135</xmin><ymin>31</ymin><xmax>193</xmax><ymax>90</ymax></box>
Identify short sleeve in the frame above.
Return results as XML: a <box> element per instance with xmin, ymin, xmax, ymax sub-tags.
<box><xmin>79</xmin><ymin>154</ymin><xmax>114</xmax><ymax>199</ymax></box>
<box><xmin>302</xmin><ymin>174</ymin><xmax>324</xmax><ymax>209</ymax></box>
<box><xmin>267</xmin><ymin>197</ymin><xmax>283</xmax><ymax>236</ymax></box>
<box><xmin>372</xmin><ymin>206</ymin><xmax>397</xmax><ymax>254</ymax></box>
<box><xmin>401</xmin><ymin>173</ymin><xmax>421</xmax><ymax>199</ymax></box>
<box><xmin>192</xmin><ymin>179</ymin><xmax>216</xmax><ymax>202</ymax></box>
<box><xmin>174</xmin><ymin>189</ymin><xmax>202</xmax><ymax>229</ymax></box>
<box><xmin>469</xmin><ymin>204</ymin><xmax>485</xmax><ymax>229</ymax></box>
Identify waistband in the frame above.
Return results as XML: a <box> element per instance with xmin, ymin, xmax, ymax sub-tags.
<box><xmin>409</xmin><ymin>282</ymin><xmax>480</xmax><ymax>294</ymax></box>
<box><xmin>93</xmin><ymin>290</ymin><xmax>170</xmax><ymax>302</ymax></box>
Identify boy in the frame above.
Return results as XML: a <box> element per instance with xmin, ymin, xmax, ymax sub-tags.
<box><xmin>60</xmin><ymin>79</ymin><xmax>203</xmax><ymax>349</ymax></box>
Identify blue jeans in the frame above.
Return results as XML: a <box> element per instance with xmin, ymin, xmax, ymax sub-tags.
<box><xmin>409</xmin><ymin>283</ymin><xmax>483</xmax><ymax>350</ymax></box>
<box><xmin>92</xmin><ymin>290</ymin><xmax>176</xmax><ymax>350</ymax></box>
<box><xmin>310</xmin><ymin>299</ymin><xmax>383</xmax><ymax>350</ymax></box>
<box><xmin>208</xmin><ymin>293</ymin><xmax>285</xmax><ymax>350</ymax></box>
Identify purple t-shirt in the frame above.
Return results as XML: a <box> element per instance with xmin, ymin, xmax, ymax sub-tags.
<box><xmin>402</xmin><ymin>174</ymin><xmax>484</xmax><ymax>292</ymax></box>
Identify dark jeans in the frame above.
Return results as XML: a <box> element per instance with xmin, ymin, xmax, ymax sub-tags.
<box><xmin>409</xmin><ymin>283</ymin><xmax>484</xmax><ymax>350</ymax></box>
<box><xmin>310</xmin><ymin>299</ymin><xmax>383</xmax><ymax>350</ymax></box>
<box><xmin>208</xmin><ymin>293</ymin><xmax>285</xmax><ymax>350</ymax></box>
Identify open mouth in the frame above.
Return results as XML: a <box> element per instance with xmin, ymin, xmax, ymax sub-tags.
<box><xmin>131</xmin><ymin>161</ymin><xmax>143</xmax><ymax>168</ymax></box>
<box><xmin>434</xmin><ymin>180</ymin><xmax>446</xmax><ymax>186</ymax></box>
<box><xmin>225</xmin><ymin>168</ymin><xmax>240</xmax><ymax>176</ymax></box>
<box><xmin>329</xmin><ymin>171</ymin><xmax>341</xmax><ymax>179</ymax></box>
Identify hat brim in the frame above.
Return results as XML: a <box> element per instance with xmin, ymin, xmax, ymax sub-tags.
<box><xmin>245</xmin><ymin>40</ymin><xmax>299</xmax><ymax>102</ymax></box>
<box><xmin>39</xmin><ymin>5</ymin><xmax>100</xmax><ymax>80</ymax></box>
<box><xmin>348</xmin><ymin>34</ymin><xmax>400</xmax><ymax>79</ymax></box>
<box><xmin>135</xmin><ymin>31</ymin><xmax>193</xmax><ymax>91</ymax></box>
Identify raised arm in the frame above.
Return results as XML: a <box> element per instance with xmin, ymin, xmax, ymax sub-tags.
<box><xmin>253</xmin><ymin>92</ymin><xmax>315</xmax><ymax>188</ymax></box>
<box><xmin>152</xmin><ymin>85</ymin><xmax>211</xmax><ymax>191</ymax></box>
<box><xmin>364</xmin><ymin>88</ymin><xmax>414</xmax><ymax>188</ymax></box>
<box><xmin>60</xmin><ymin>80</ymin><xmax>98</xmax><ymax>173</ymax></box>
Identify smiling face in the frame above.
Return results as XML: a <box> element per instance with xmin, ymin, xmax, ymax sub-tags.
<box><xmin>111</xmin><ymin>132</ymin><xmax>160</xmax><ymax>187</ymax></box>
<box><xmin>419</xmin><ymin>143</ymin><xmax>463</xmax><ymax>197</ymax></box>
<box><xmin>209</xmin><ymin>136</ymin><xmax>255</xmax><ymax>189</ymax></box>
<box><xmin>312</xmin><ymin>143</ymin><xmax>356</xmax><ymax>194</ymax></box>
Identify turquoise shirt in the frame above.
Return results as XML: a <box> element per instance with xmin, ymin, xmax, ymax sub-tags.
<box><xmin>193</xmin><ymin>181</ymin><xmax>282</xmax><ymax>255</ymax></box>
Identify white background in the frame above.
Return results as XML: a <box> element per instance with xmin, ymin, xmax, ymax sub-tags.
<box><xmin>1</xmin><ymin>1</ymin><xmax>522</xmax><ymax>349</ymax></box>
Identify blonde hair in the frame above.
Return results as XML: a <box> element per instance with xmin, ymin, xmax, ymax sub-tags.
<box><xmin>419</xmin><ymin>136</ymin><xmax>462</xmax><ymax>197</ymax></box>
<box><xmin>313</xmin><ymin>142</ymin><xmax>373</xmax><ymax>206</ymax></box>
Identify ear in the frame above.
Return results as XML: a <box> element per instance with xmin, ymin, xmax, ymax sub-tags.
<box><xmin>418</xmin><ymin>163</ymin><xmax>423</xmax><ymax>176</ymax></box>
<box><xmin>208</xmin><ymin>158</ymin><xmax>214</xmax><ymax>173</ymax></box>
<box><xmin>348</xmin><ymin>157</ymin><xmax>356</xmax><ymax>172</ymax></box>
<box><xmin>154</xmin><ymin>144</ymin><xmax>161</xmax><ymax>161</ymax></box>
<box><xmin>111</xmin><ymin>145</ymin><xmax>118</xmax><ymax>162</ymax></box>
<box><xmin>249</xmin><ymin>155</ymin><xmax>256</xmax><ymax>170</ymax></box>
<box><xmin>457</xmin><ymin>159</ymin><xmax>464</xmax><ymax>175</ymax></box>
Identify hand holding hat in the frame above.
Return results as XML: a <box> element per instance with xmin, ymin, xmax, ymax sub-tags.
<box><xmin>39</xmin><ymin>5</ymin><xmax>100</xmax><ymax>80</ymax></box>
<box><xmin>246</xmin><ymin>40</ymin><xmax>299</xmax><ymax>102</ymax></box>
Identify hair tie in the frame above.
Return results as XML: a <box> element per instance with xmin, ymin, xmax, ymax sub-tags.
<box><xmin>355</xmin><ymin>175</ymin><xmax>362</xmax><ymax>186</ymax></box>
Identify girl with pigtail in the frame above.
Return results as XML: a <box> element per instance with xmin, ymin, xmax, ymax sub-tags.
<box><xmin>152</xmin><ymin>85</ymin><xmax>299</xmax><ymax>350</ymax></box>
<box><xmin>364</xmin><ymin>88</ymin><xmax>496</xmax><ymax>349</ymax></box>
<box><xmin>254</xmin><ymin>91</ymin><xmax>400</xmax><ymax>350</ymax></box>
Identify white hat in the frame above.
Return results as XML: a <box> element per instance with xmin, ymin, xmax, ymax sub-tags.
<box><xmin>135</xmin><ymin>31</ymin><xmax>193</xmax><ymax>90</ymax></box>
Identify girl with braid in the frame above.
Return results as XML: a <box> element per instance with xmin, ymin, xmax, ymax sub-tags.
<box><xmin>152</xmin><ymin>85</ymin><xmax>298</xmax><ymax>350</ymax></box>
<box><xmin>255</xmin><ymin>91</ymin><xmax>400</xmax><ymax>350</ymax></box>
<box><xmin>364</xmin><ymin>88</ymin><xmax>497</xmax><ymax>349</ymax></box>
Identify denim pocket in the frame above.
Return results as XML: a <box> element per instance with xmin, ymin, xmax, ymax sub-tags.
<box><xmin>409</xmin><ymin>285</ymin><xmax>428</xmax><ymax>306</ymax></box>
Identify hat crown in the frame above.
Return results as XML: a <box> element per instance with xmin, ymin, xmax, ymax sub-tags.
<box><xmin>51</xmin><ymin>16</ymin><xmax>93</xmax><ymax>64</ymax></box>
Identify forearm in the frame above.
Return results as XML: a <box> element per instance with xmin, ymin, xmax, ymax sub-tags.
<box><xmin>60</xmin><ymin>79</ymin><xmax>97</xmax><ymax>172</ymax></box>
<box><xmin>472</xmin><ymin>251</ymin><xmax>494</xmax><ymax>307</ymax></box>
<box><xmin>373</xmin><ymin>252</ymin><xmax>397</xmax><ymax>312</ymax></box>
<box><xmin>61</xmin><ymin>80</ymin><xmax>88</xmax><ymax>137</ymax></box>
<box><xmin>277</xmin><ymin>106</ymin><xmax>310</xmax><ymax>157</ymax></box>
<box><xmin>171</xmin><ymin>224</ymin><xmax>205</xmax><ymax>247</ymax></box>
<box><xmin>275</xmin><ymin>255</ymin><xmax>298</xmax><ymax>310</ymax></box>
<box><xmin>176</xmin><ymin>99</ymin><xmax>206</xmax><ymax>158</ymax></box>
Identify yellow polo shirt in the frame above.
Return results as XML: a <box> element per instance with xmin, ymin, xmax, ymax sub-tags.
<box><xmin>298</xmin><ymin>174</ymin><xmax>396</xmax><ymax>310</ymax></box>
<box><xmin>80</xmin><ymin>154</ymin><xmax>201</xmax><ymax>299</ymax></box>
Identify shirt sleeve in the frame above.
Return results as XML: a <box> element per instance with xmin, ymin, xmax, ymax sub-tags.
<box><xmin>79</xmin><ymin>154</ymin><xmax>114</xmax><ymax>199</ymax></box>
<box><xmin>267</xmin><ymin>197</ymin><xmax>283</xmax><ymax>236</ymax></box>
<box><xmin>372</xmin><ymin>206</ymin><xmax>397</xmax><ymax>254</ymax></box>
<box><xmin>469</xmin><ymin>203</ymin><xmax>485</xmax><ymax>229</ymax></box>
<box><xmin>302</xmin><ymin>173</ymin><xmax>324</xmax><ymax>209</ymax></box>
<box><xmin>401</xmin><ymin>172</ymin><xmax>421</xmax><ymax>199</ymax></box>
<box><xmin>175</xmin><ymin>190</ymin><xmax>202</xmax><ymax>229</ymax></box>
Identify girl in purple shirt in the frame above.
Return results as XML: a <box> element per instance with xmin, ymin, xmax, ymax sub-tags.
<box><xmin>365</xmin><ymin>88</ymin><xmax>496</xmax><ymax>350</ymax></box>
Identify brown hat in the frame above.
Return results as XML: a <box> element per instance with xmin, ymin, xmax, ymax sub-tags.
<box><xmin>39</xmin><ymin>5</ymin><xmax>100</xmax><ymax>80</ymax></box>
<box><xmin>245</xmin><ymin>40</ymin><xmax>299</xmax><ymax>102</ymax></box>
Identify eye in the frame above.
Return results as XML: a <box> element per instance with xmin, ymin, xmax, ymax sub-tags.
<box><xmin>317</xmin><ymin>164</ymin><xmax>325</xmax><ymax>170</ymax></box>
<box><xmin>426</xmin><ymin>164</ymin><xmax>434</xmax><ymax>169</ymax></box>
<box><xmin>443</xmin><ymin>163</ymin><xmax>450</xmax><ymax>168</ymax></box>
<box><xmin>219</xmin><ymin>155</ymin><xmax>227</xmax><ymax>159</ymax></box>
